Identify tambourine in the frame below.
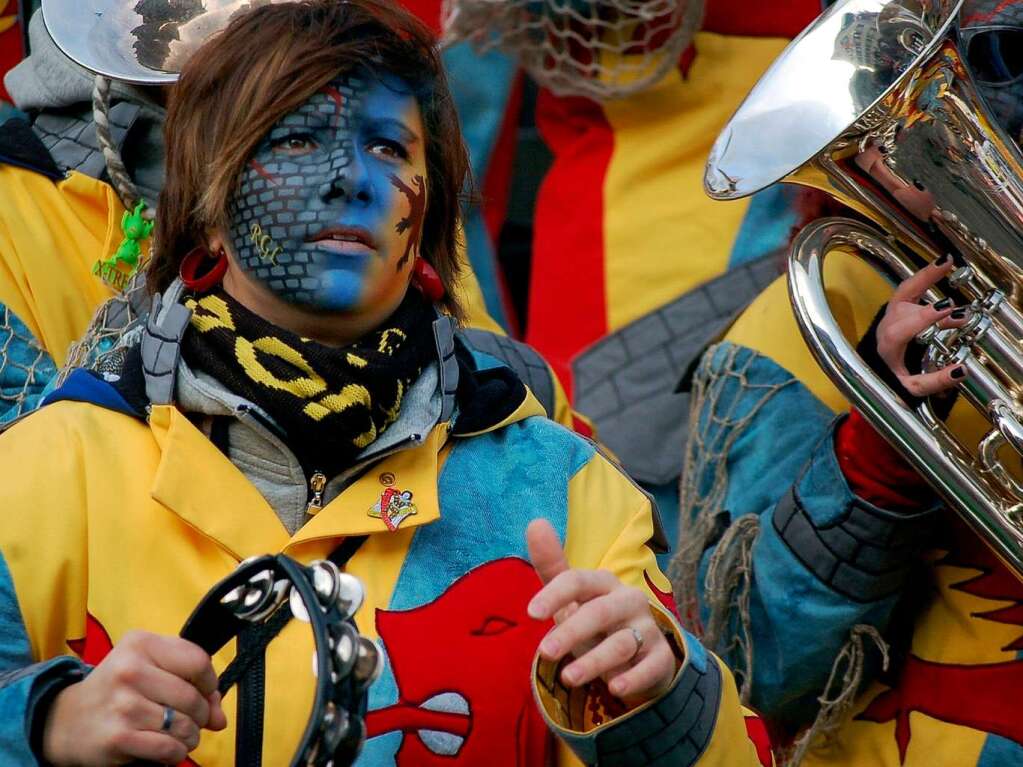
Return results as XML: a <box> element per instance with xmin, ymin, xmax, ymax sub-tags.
<box><xmin>141</xmin><ymin>553</ymin><xmax>382</xmax><ymax>767</ymax></box>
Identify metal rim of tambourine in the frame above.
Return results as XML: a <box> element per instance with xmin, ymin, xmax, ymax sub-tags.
<box><xmin>180</xmin><ymin>554</ymin><xmax>376</xmax><ymax>767</ymax></box>
<box><xmin>40</xmin><ymin>0</ymin><xmax>296</xmax><ymax>85</ymax></box>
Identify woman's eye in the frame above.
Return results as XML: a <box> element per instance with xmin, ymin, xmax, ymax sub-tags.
<box><xmin>369</xmin><ymin>139</ymin><xmax>409</xmax><ymax>160</ymax></box>
<box><xmin>271</xmin><ymin>135</ymin><xmax>317</xmax><ymax>155</ymax></box>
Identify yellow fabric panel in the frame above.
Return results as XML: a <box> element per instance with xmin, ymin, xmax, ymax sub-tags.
<box><xmin>802</xmin><ymin>686</ymin><xmax>987</xmax><ymax>767</ymax></box>
<box><xmin>600</xmin><ymin>32</ymin><xmax>789</xmax><ymax>332</ymax></box>
<box><xmin>0</xmin><ymin>168</ymin><xmax>124</xmax><ymax>366</ymax></box>
<box><xmin>563</xmin><ymin>452</ymin><xmax>654</xmax><ymax>587</ymax></box>
<box><xmin>725</xmin><ymin>247</ymin><xmax>892</xmax><ymax>413</ymax></box>
<box><xmin>696</xmin><ymin>657</ymin><xmax>770</xmax><ymax>767</ymax></box>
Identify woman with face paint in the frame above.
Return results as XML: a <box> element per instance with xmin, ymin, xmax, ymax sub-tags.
<box><xmin>0</xmin><ymin>2</ymin><xmax>772</xmax><ymax>766</ymax></box>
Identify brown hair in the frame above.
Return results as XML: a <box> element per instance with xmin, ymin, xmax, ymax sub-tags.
<box><xmin>151</xmin><ymin>0</ymin><xmax>470</xmax><ymax>319</ymax></box>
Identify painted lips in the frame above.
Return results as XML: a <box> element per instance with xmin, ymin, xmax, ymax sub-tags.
<box><xmin>305</xmin><ymin>225</ymin><xmax>377</xmax><ymax>254</ymax></box>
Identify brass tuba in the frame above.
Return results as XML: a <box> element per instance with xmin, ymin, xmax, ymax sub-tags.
<box><xmin>704</xmin><ymin>0</ymin><xmax>1023</xmax><ymax>579</ymax></box>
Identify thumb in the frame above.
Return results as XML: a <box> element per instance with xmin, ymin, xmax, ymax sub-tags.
<box><xmin>527</xmin><ymin>519</ymin><xmax>569</xmax><ymax>585</ymax></box>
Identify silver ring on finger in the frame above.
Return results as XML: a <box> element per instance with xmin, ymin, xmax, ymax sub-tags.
<box><xmin>160</xmin><ymin>705</ymin><xmax>175</xmax><ymax>733</ymax></box>
<box><xmin>628</xmin><ymin>626</ymin><xmax>644</xmax><ymax>663</ymax></box>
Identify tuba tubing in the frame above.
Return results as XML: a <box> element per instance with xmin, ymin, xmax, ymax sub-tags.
<box><xmin>790</xmin><ymin>218</ymin><xmax>1023</xmax><ymax>578</ymax></box>
<box><xmin>706</xmin><ymin>0</ymin><xmax>1023</xmax><ymax>581</ymax></box>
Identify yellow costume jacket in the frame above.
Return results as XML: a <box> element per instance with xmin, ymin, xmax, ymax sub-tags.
<box><xmin>0</xmin><ymin>301</ymin><xmax>771</xmax><ymax>766</ymax></box>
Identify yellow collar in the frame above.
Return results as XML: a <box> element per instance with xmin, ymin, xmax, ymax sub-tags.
<box><xmin>148</xmin><ymin>405</ymin><xmax>448</xmax><ymax>559</ymax></box>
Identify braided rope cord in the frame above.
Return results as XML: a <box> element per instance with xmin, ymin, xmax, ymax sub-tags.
<box><xmin>669</xmin><ymin>343</ymin><xmax>797</xmax><ymax>701</ymax></box>
<box><xmin>43</xmin><ymin>77</ymin><xmax>158</xmax><ymax>387</ymax></box>
<box><xmin>441</xmin><ymin>0</ymin><xmax>705</xmax><ymax>100</ymax></box>
<box><xmin>92</xmin><ymin>75</ymin><xmax>149</xmax><ymax>214</ymax></box>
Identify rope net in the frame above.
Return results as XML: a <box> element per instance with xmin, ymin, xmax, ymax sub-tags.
<box><xmin>670</xmin><ymin>342</ymin><xmax>796</xmax><ymax>701</ymax></box>
<box><xmin>57</xmin><ymin>269</ymin><xmax>151</xmax><ymax>387</ymax></box>
<box><xmin>0</xmin><ymin>308</ymin><xmax>59</xmax><ymax>424</ymax></box>
<box><xmin>441</xmin><ymin>0</ymin><xmax>704</xmax><ymax>100</ymax></box>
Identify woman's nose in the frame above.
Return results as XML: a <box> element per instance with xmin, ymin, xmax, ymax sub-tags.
<box><xmin>319</xmin><ymin>146</ymin><xmax>371</xmax><ymax>204</ymax></box>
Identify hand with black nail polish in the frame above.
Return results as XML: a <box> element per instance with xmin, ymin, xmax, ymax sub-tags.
<box><xmin>872</xmin><ymin>259</ymin><xmax>969</xmax><ymax>399</ymax></box>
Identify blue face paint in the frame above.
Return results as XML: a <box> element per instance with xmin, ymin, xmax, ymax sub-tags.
<box><xmin>227</xmin><ymin>71</ymin><xmax>428</xmax><ymax>312</ymax></box>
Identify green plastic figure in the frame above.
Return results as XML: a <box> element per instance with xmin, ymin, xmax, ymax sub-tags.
<box><xmin>105</xmin><ymin>201</ymin><xmax>154</xmax><ymax>271</ymax></box>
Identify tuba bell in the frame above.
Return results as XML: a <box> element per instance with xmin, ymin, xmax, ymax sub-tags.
<box><xmin>704</xmin><ymin>0</ymin><xmax>1023</xmax><ymax>579</ymax></box>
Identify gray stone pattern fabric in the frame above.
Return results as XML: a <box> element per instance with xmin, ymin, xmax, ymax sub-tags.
<box><xmin>228</xmin><ymin>76</ymin><xmax>364</xmax><ymax>305</ymax></box>
<box><xmin>141</xmin><ymin>286</ymin><xmax>193</xmax><ymax>405</ymax></box>
<box><xmin>572</xmin><ymin>252</ymin><xmax>782</xmax><ymax>486</ymax></box>
<box><xmin>773</xmin><ymin>484</ymin><xmax>937</xmax><ymax>603</ymax></box>
<box><xmin>435</xmin><ymin>317</ymin><xmax>459</xmax><ymax>423</ymax></box>
<box><xmin>458</xmin><ymin>328</ymin><xmax>555</xmax><ymax>417</ymax></box>
<box><xmin>31</xmin><ymin>103</ymin><xmax>137</xmax><ymax>182</ymax></box>
<box><xmin>30</xmin><ymin>103</ymin><xmax>166</xmax><ymax>203</ymax></box>
<box><xmin>585</xmin><ymin>653</ymin><xmax>722</xmax><ymax>766</ymax></box>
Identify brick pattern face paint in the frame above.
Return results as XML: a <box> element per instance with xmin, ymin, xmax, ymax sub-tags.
<box><xmin>225</xmin><ymin>72</ymin><xmax>427</xmax><ymax>312</ymax></box>
<box><xmin>229</xmin><ymin>78</ymin><xmax>364</xmax><ymax>306</ymax></box>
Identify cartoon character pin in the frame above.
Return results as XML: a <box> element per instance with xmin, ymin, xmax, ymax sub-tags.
<box><xmin>93</xmin><ymin>200</ymin><xmax>154</xmax><ymax>291</ymax></box>
<box><xmin>368</xmin><ymin>473</ymin><xmax>417</xmax><ymax>531</ymax></box>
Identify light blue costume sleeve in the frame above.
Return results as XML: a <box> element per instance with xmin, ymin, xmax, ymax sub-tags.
<box><xmin>683</xmin><ymin>342</ymin><xmax>936</xmax><ymax>728</ymax></box>
<box><xmin>0</xmin><ymin>551</ymin><xmax>88</xmax><ymax>763</ymax></box>
<box><xmin>0</xmin><ymin>305</ymin><xmax>59</xmax><ymax>425</ymax></box>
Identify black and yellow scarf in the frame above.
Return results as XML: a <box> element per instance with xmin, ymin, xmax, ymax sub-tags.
<box><xmin>181</xmin><ymin>290</ymin><xmax>437</xmax><ymax>475</ymax></box>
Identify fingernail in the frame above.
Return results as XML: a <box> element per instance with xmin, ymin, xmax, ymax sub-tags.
<box><xmin>540</xmin><ymin>636</ymin><xmax>560</xmax><ymax>657</ymax></box>
<box><xmin>934</xmin><ymin>298</ymin><xmax>952</xmax><ymax>311</ymax></box>
<box><xmin>951</xmin><ymin>366</ymin><xmax>967</xmax><ymax>379</ymax></box>
<box><xmin>527</xmin><ymin>599</ymin><xmax>546</xmax><ymax>620</ymax></box>
<box><xmin>936</xmin><ymin>253</ymin><xmax>952</xmax><ymax>266</ymax></box>
<box><xmin>609</xmin><ymin>678</ymin><xmax>626</xmax><ymax>696</ymax></box>
<box><xmin>951</xmin><ymin>308</ymin><xmax>967</xmax><ymax>319</ymax></box>
<box><xmin>562</xmin><ymin>666</ymin><xmax>579</xmax><ymax>686</ymax></box>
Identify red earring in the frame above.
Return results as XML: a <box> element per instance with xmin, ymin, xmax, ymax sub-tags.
<box><xmin>411</xmin><ymin>258</ymin><xmax>445</xmax><ymax>302</ymax></box>
<box><xmin>180</xmin><ymin>246</ymin><xmax>228</xmax><ymax>292</ymax></box>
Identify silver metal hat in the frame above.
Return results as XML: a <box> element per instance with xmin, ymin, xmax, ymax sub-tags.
<box><xmin>41</xmin><ymin>0</ymin><xmax>282</xmax><ymax>85</ymax></box>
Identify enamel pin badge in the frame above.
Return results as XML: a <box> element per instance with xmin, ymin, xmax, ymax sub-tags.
<box><xmin>368</xmin><ymin>473</ymin><xmax>417</xmax><ymax>531</ymax></box>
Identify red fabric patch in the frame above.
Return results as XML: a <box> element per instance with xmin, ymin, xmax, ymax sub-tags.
<box><xmin>370</xmin><ymin>557</ymin><xmax>554</xmax><ymax>765</ymax></box>
<box><xmin>571</xmin><ymin>413</ymin><xmax>594</xmax><ymax>439</ymax></box>
<box><xmin>397</xmin><ymin>0</ymin><xmax>443</xmax><ymax>35</ymax></box>
<box><xmin>66</xmin><ymin>613</ymin><xmax>114</xmax><ymax>665</ymax></box>
<box><xmin>644</xmin><ymin>571</ymin><xmax>681</xmax><ymax>620</ymax></box>
<box><xmin>858</xmin><ymin>655</ymin><xmax>1023</xmax><ymax>763</ymax></box>
<box><xmin>526</xmin><ymin>90</ymin><xmax>613</xmax><ymax>397</ymax></box>
<box><xmin>702</xmin><ymin>0</ymin><xmax>822</xmax><ymax>38</ymax></box>
<box><xmin>0</xmin><ymin>11</ymin><xmax>23</xmax><ymax>104</ymax></box>
<box><xmin>835</xmin><ymin>409</ymin><xmax>931</xmax><ymax>511</ymax></box>
<box><xmin>744</xmin><ymin>713</ymin><xmax>774</xmax><ymax>767</ymax></box>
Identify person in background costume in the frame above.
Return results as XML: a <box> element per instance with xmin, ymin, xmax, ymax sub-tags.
<box><xmin>515</xmin><ymin>0</ymin><xmax>829</xmax><ymax>563</ymax></box>
<box><xmin>0</xmin><ymin>2</ymin><xmax>772</xmax><ymax>765</ymax></box>
<box><xmin>674</xmin><ymin>1</ymin><xmax>1023</xmax><ymax>765</ymax></box>
<box><xmin>0</xmin><ymin>0</ymin><xmax>571</xmax><ymax>428</ymax></box>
